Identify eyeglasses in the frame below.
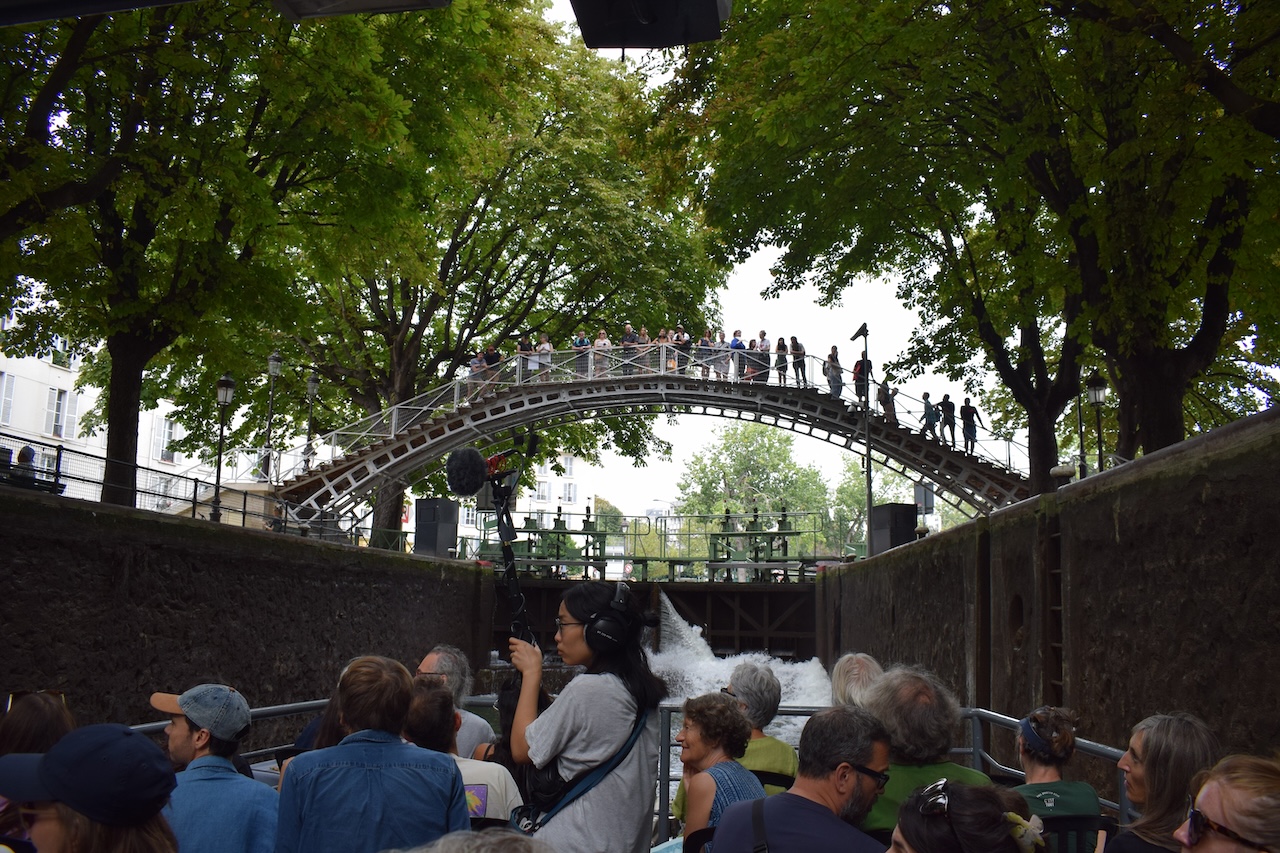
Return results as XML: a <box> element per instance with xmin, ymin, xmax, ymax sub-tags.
<box><xmin>853</xmin><ymin>764</ymin><xmax>890</xmax><ymax>791</ymax></box>
<box><xmin>720</xmin><ymin>687</ymin><xmax>736</xmax><ymax>696</ymax></box>
<box><xmin>18</xmin><ymin>803</ymin><xmax>55</xmax><ymax>832</ymax></box>
<box><xmin>919</xmin><ymin>778</ymin><xmax>949</xmax><ymax>815</ymax></box>
<box><xmin>6</xmin><ymin>690</ymin><xmax>66</xmax><ymax>714</ymax></box>
<box><xmin>554</xmin><ymin>617</ymin><xmax>584</xmax><ymax>630</ymax></box>
<box><xmin>1184</xmin><ymin>803</ymin><xmax>1269</xmax><ymax>851</ymax></box>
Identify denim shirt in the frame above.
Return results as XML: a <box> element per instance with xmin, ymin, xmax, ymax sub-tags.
<box><xmin>275</xmin><ymin>729</ymin><xmax>468</xmax><ymax>853</ymax></box>
<box><xmin>165</xmin><ymin>755</ymin><xmax>278</xmax><ymax>853</ymax></box>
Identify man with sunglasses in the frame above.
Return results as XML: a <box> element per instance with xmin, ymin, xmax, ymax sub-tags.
<box><xmin>710</xmin><ymin>706</ymin><xmax>892</xmax><ymax>853</ymax></box>
<box><xmin>149</xmin><ymin>683</ymin><xmax>278</xmax><ymax>853</ymax></box>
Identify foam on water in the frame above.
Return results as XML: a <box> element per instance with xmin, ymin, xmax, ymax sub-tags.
<box><xmin>647</xmin><ymin>591</ymin><xmax>831</xmax><ymax>747</ymax></box>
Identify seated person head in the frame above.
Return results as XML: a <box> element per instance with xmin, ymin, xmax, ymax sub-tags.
<box><xmin>338</xmin><ymin>655</ymin><xmax>414</xmax><ymax>736</ymax></box>
<box><xmin>1176</xmin><ymin>754</ymin><xmax>1280</xmax><ymax>852</ymax></box>
<box><xmin>863</xmin><ymin>665</ymin><xmax>961</xmax><ymax>765</ymax></box>
<box><xmin>680</xmin><ymin>693</ymin><xmax>752</xmax><ymax>763</ymax></box>
<box><xmin>0</xmin><ymin>723</ymin><xmax>178</xmax><ymax>853</ymax></box>
<box><xmin>728</xmin><ymin>661</ymin><xmax>782</xmax><ymax>731</ymax></box>
<box><xmin>895</xmin><ymin>779</ymin><xmax>1038</xmax><ymax>853</ymax></box>
<box><xmin>404</xmin><ymin>678</ymin><xmax>456</xmax><ymax>754</ymax></box>
<box><xmin>1018</xmin><ymin>705</ymin><xmax>1078</xmax><ymax>770</ymax></box>
<box><xmin>797</xmin><ymin>705</ymin><xmax>891</xmax><ymax>825</ymax></box>
<box><xmin>830</xmin><ymin>652</ymin><xmax>884</xmax><ymax>707</ymax></box>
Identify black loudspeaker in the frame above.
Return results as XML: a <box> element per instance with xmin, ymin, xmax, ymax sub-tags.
<box><xmin>870</xmin><ymin>503</ymin><xmax>917</xmax><ymax>556</ymax></box>
<box><xmin>584</xmin><ymin>582</ymin><xmax>633</xmax><ymax>654</ymax></box>
<box><xmin>414</xmin><ymin>498</ymin><xmax>459</xmax><ymax>557</ymax></box>
<box><xmin>570</xmin><ymin>0</ymin><xmax>731</xmax><ymax>49</ymax></box>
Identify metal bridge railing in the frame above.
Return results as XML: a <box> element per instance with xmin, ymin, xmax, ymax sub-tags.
<box><xmin>267</xmin><ymin>346</ymin><xmax>1030</xmax><ymax>490</ymax></box>
<box><xmin>0</xmin><ymin>431</ymin><xmax>359</xmax><ymax>541</ymax></box>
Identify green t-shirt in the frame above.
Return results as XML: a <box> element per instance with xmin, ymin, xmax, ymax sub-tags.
<box><xmin>861</xmin><ymin>761</ymin><xmax>992</xmax><ymax>832</ymax></box>
<box><xmin>671</xmin><ymin>735</ymin><xmax>798</xmax><ymax>820</ymax></box>
<box><xmin>1014</xmin><ymin>781</ymin><xmax>1101</xmax><ymax>853</ymax></box>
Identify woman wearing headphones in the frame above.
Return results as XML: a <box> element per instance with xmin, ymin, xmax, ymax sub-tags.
<box><xmin>508</xmin><ymin>582</ymin><xmax>668</xmax><ymax>853</ymax></box>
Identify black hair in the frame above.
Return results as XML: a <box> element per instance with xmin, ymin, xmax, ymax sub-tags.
<box><xmin>898</xmin><ymin>781</ymin><xmax>1030</xmax><ymax>853</ymax></box>
<box><xmin>562</xmin><ymin>582</ymin><xmax>668</xmax><ymax>710</ymax></box>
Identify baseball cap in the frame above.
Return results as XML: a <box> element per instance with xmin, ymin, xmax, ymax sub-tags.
<box><xmin>150</xmin><ymin>684</ymin><xmax>251</xmax><ymax>742</ymax></box>
<box><xmin>0</xmin><ymin>723</ymin><xmax>175</xmax><ymax>826</ymax></box>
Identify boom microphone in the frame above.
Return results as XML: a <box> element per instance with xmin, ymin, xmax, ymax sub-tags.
<box><xmin>445</xmin><ymin>447</ymin><xmax>488</xmax><ymax>496</ymax></box>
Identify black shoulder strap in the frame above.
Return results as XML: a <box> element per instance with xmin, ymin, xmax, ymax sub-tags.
<box><xmin>751</xmin><ymin>797</ymin><xmax>768</xmax><ymax>853</ymax></box>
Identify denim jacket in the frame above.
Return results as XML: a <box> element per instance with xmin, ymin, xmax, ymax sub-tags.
<box><xmin>166</xmin><ymin>756</ymin><xmax>278</xmax><ymax>853</ymax></box>
<box><xmin>275</xmin><ymin>729</ymin><xmax>468</xmax><ymax>853</ymax></box>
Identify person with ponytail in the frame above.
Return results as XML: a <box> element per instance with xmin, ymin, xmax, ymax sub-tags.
<box><xmin>892</xmin><ymin>779</ymin><xmax>1046</xmax><ymax>853</ymax></box>
<box><xmin>508</xmin><ymin>581</ymin><xmax>668</xmax><ymax>853</ymax></box>
<box><xmin>1013</xmin><ymin>706</ymin><xmax>1102</xmax><ymax>820</ymax></box>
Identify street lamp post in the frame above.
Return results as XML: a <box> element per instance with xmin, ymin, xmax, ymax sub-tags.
<box><xmin>263</xmin><ymin>351</ymin><xmax>283</xmax><ymax>485</ymax></box>
<box><xmin>303</xmin><ymin>370</ymin><xmax>319</xmax><ymax>472</ymax></box>
<box><xmin>850</xmin><ymin>322</ymin><xmax>872</xmax><ymax>556</ymax></box>
<box><xmin>1086</xmin><ymin>370</ymin><xmax>1108</xmax><ymax>473</ymax></box>
<box><xmin>211</xmin><ymin>373</ymin><xmax>236</xmax><ymax>523</ymax></box>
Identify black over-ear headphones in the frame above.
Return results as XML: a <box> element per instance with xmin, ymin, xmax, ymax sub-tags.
<box><xmin>584</xmin><ymin>582</ymin><xmax>633</xmax><ymax>654</ymax></box>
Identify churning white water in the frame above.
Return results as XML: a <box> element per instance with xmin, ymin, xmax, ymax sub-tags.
<box><xmin>647</xmin><ymin>591</ymin><xmax>832</xmax><ymax>747</ymax></box>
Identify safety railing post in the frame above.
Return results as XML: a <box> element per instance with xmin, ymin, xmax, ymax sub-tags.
<box><xmin>970</xmin><ymin>713</ymin><xmax>987</xmax><ymax>774</ymax></box>
<box><xmin>657</xmin><ymin>705</ymin><xmax>672</xmax><ymax>842</ymax></box>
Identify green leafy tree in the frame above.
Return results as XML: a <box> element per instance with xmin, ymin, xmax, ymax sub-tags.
<box><xmin>663</xmin><ymin>0</ymin><xmax>1278</xmax><ymax>487</ymax></box>
<box><xmin>1</xmin><ymin>3</ymin><xmax>415</xmax><ymax>505</ymax></box>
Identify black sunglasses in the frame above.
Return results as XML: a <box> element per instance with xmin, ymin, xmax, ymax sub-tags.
<box><xmin>1185</xmin><ymin>802</ymin><xmax>1269</xmax><ymax>851</ymax></box>
<box><xmin>6</xmin><ymin>690</ymin><xmax>67</xmax><ymax>714</ymax></box>
<box><xmin>853</xmin><ymin>764</ymin><xmax>890</xmax><ymax>790</ymax></box>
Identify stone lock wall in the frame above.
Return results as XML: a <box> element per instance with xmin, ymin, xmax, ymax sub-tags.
<box><xmin>822</xmin><ymin>406</ymin><xmax>1280</xmax><ymax>779</ymax></box>
<box><xmin>0</xmin><ymin>491</ymin><xmax>494</xmax><ymax>752</ymax></box>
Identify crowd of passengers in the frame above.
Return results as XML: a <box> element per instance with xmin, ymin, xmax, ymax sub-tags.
<box><xmin>1</xmin><ymin>583</ymin><xmax>1276</xmax><ymax>853</ymax></box>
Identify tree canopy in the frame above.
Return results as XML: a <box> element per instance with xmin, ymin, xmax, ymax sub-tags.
<box><xmin>660</xmin><ymin>0</ymin><xmax>1280</xmax><ymax>489</ymax></box>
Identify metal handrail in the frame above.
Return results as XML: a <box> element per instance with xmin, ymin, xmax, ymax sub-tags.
<box><xmin>654</xmin><ymin>702</ymin><xmax>1131</xmax><ymax>843</ymax></box>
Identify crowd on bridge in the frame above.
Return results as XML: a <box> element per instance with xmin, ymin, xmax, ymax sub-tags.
<box><xmin>6</xmin><ymin>582</ymin><xmax>1269</xmax><ymax>853</ymax></box>
<box><xmin>464</xmin><ymin>327</ymin><xmax>996</xmax><ymax>457</ymax></box>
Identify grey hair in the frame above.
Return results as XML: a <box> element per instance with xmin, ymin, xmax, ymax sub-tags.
<box><xmin>862</xmin><ymin>664</ymin><xmax>961</xmax><ymax>764</ymax></box>
<box><xmin>394</xmin><ymin>828</ymin><xmax>557</xmax><ymax>853</ymax></box>
<box><xmin>830</xmin><ymin>652</ymin><xmax>884</xmax><ymax>707</ymax></box>
<box><xmin>428</xmin><ymin>644</ymin><xmax>474</xmax><ymax>704</ymax></box>
<box><xmin>730</xmin><ymin>661</ymin><xmax>782</xmax><ymax>729</ymax></box>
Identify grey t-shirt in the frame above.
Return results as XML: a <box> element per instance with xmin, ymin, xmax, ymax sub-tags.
<box><xmin>526</xmin><ymin>673</ymin><xmax>659</xmax><ymax>853</ymax></box>
<box><xmin>457</xmin><ymin>708</ymin><xmax>496</xmax><ymax>761</ymax></box>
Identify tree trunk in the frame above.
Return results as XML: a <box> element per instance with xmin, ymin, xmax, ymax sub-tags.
<box><xmin>99</xmin><ymin>337</ymin><xmax>153</xmax><ymax>507</ymax></box>
<box><xmin>1116</xmin><ymin>350</ymin><xmax>1192</xmax><ymax>456</ymax></box>
<box><xmin>1024</xmin><ymin>406</ymin><xmax>1062</xmax><ymax>495</ymax></box>
<box><xmin>370</xmin><ymin>484</ymin><xmax>407</xmax><ymax>551</ymax></box>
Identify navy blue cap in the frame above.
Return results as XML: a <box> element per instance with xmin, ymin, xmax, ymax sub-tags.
<box><xmin>0</xmin><ymin>723</ymin><xmax>175</xmax><ymax>826</ymax></box>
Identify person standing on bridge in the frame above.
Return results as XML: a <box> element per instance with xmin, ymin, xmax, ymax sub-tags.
<box><xmin>571</xmin><ymin>330</ymin><xmax>591</xmax><ymax>377</ymax></box>
<box><xmin>826</xmin><ymin>346</ymin><xmax>843</xmax><ymax>399</ymax></box>
<box><xmin>853</xmin><ymin>351</ymin><xmax>872</xmax><ymax>406</ymax></box>
<box><xmin>714</xmin><ymin>330</ymin><xmax>731</xmax><ymax>380</ymax></box>
<box><xmin>775</xmin><ymin>338</ymin><xmax>789</xmax><ymax>385</ymax></box>
<box><xmin>536</xmin><ymin>333</ymin><xmax>554</xmax><ymax>381</ymax></box>
<box><xmin>960</xmin><ymin>397</ymin><xmax>984</xmax><ymax>455</ymax></box>
<box><xmin>791</xmin><ymin>337</ymin><xmax>807</xmax><ymax>387</ymax></box>
<box><xmin>938</xmin><ymin>394</ymin><xmax>957</xmax><ymax>447</ymax></box>
<box><xmin>620</xmin><ymin>324</ymin><xmax>639</xmax><ymax>376</ymax></box>
<box><xmin>593</xmin><ymin>329</ymin><xmax>612</xmax><ymax>377</ymax></box>
<box><xmin>730</xmin><ymin>330</ymin><xmax>747</xmax><ymax>380</ymax></box>
<box><xmin>877</xmin><ymin>373</ymin><xmax>899</xmax><ymax>426</ymax></box>
<box><xmin>698</xmin><ymin>329</ymin><xmax>715</xmax><ymax>379</ymax></box>
<box><xmin>920</xmin><ymin>393</ymin><xmax>939</xmax><ymax>440</ymax></box>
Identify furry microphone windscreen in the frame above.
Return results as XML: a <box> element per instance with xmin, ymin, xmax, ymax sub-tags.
<box><xmin>445</xmin><ymin>447</ymin><xmax>488</xmax><ymax>496</ymax></box>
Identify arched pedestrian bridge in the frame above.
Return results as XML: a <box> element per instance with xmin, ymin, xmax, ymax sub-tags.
<box><xmin>276</xmin><ymin>349</ymin><xmax>1031</xmax><ymax>520</ymax></box>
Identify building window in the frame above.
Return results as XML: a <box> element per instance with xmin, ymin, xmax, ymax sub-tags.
<box><xmin>0</xmin><ymin>372</ymin><xmax>13</xmax><ymax>426</ymax></box>
<box><xmin>462</xmin><ymin>505</ymin><xmax>478</xmax><ymax>527</ymax></box>
<box><xmin>537</xmin><ymin>511</ymin><xmax>549</xmax><ymax>528</ymax></box>
<box><xmin>562</xmin><ymin>455</ymin><xmax>574</xmax><ymax>476</ymax></box>
<box><xmin>48</xmin><ymin>335</ymin><xmax>77</xmax><ymax>369</ymax></box>
<box><xmin>535</xmin><ymin>480</ymin><xmax>549</xmax><ymax>502</ymax></box>
<box><xmin>562</xmin><ymin>482</ymin><xmax>577</xmax><ymax>503</ymax></box>
<box><xmin>44</xmin><ymin>388</ymin><xmax>76</xmax><ymax>439</ymax></box>
<box><xmin>537</xmin><ymin>462</ymin><xmax>550</xmax><ymax>477</ymax></box>
<box><xmin>153</xmin><ymin>417</ymin><xmax>178</xmax><ymax>463</ymax></box>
